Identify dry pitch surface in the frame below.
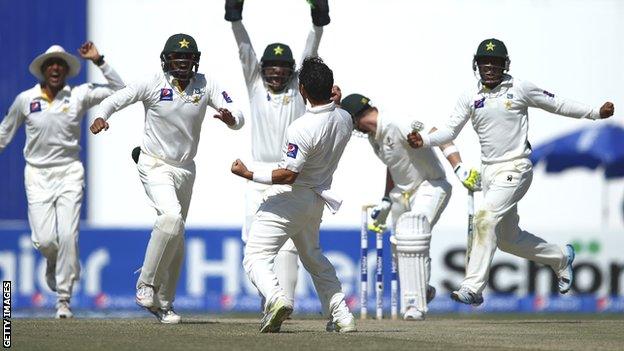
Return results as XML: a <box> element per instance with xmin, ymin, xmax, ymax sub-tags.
<box><xmin>13</xmin><ymin>314</ymin><xmax>624</xmax><ymax>351</ymax></box>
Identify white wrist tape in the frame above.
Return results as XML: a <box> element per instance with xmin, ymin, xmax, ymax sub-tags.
<box><xmin>442</xmin><ymin>145</ymin><xmax>459</xmax><ymax>158</ymax></box>
<box><xmin>252</xmin><ymin>170</ymin><xmax>273</xmax><ymax>185</ymax></box>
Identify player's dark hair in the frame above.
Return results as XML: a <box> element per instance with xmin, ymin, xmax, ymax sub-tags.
<box><xmin>298</xmin><ymin>57</ymin><xmax>333</xmax><ymax>101</ymax></box>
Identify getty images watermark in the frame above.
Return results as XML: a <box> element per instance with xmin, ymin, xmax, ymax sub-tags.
<box><xmin>2</xmin><ymin>281</ymin><xmax>10</xmax><ymax>348</ymax></box>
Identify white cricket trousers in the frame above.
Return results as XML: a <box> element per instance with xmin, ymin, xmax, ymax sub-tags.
<box><xmin>463</xmin><ymin>158</ymin><xmax>567</xmax><ymax>294</ymax></box>
<box><xmin>243</xmin><ymin>185</ymin><xmax>349</xmax><ymax>317</ymax></box>
<box><xmin>136</xmin><ymin>153</ymin><xmax>195</xmax><ymax>309</ymax></box>
<box><xmin>244</xmin><ymin>179</ymin><xmax>299</xmax><ymax>306</ymax></box>
<box><xmin>25</xmin><ymin>160</ymin><xmax>83</xmax><ymax>302</ymax></box>
<box><xmin>389</xmin><ymin>179</ymin><xmax>452</xmax><ymax>230</ymax></box>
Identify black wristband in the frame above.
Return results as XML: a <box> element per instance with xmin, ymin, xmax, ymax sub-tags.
<box><xmin>382</xmin><ymin>196</ymin><xmax>391</xmax><ymax>203</ymax></box>
<box><xmin>94</xmin><ymin>55</ymin><xmax>105</xmax><ymax>66</ymax></box>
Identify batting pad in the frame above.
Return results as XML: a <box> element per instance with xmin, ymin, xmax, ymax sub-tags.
<box><xmin>395</xmin><ymin>213</ymin><xmax>431</xmax><ymax>314</ymax></box>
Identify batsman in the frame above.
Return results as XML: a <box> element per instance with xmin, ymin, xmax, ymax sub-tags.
<box><xmin>341</xmin><ymin>94</ymin><xmax>480</xmax><ymax>320</ymax></box>
<box><xmin>408</xmin><ymin>38</ymin><xmax>615</xmax><ymax>305</ymax></box>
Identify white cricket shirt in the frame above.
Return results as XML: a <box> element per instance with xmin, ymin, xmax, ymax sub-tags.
<box><xmin>0</xmin><ymin>63</ymin><xmax>124</xmax><ymax>167</ymax></box>
<box><xmin>279</xmin><ymin>102</ymin><xmax>352</xmax><ymax>191</ymax></box>
<box><xmin>232</xmin><ymin>21</ymin><xmax>323</xmax><ymax>165</ymax></box>
<box><xmin>423</xmin><ymin>75</ymin><xmax>601</xmax><ymax>164</ymax></box>
<box><xmin>94</xmin><ymin>71</ymin><xmax>244</xmax><ymax>165</ymax></box>
<box><xmin>369</xmin><ymin>111</ymin><xmax>446</xmax><ymax>193</ymax></box>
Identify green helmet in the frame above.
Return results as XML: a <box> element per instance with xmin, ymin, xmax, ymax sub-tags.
<box><xmin>260</xmin><ymin>43</ymin><xmax>295</xmax><ymax>92</ymax></box>
<box><xmin>160</xmin><ymin>33</ymin><xmax>201</xmax><ymax>79</ymax></box>
<box><xmin>472</xmin><ymin>38</ymin><xmax>510</xmax><ymax>71</ymax></box>
<box><xmin>260</xmin><ymin>43</ymin><xmax>294</xmax><ymax>65</ymax></box>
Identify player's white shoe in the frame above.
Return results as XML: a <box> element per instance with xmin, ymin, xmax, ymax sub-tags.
<box><xmin>557</xmin><ymin>244</ymin><xmax>575</xmax><ymax>294</ymax></box>
<box><xmin>148</xmin><ymin>307</ymin><xmax>181</xmax><ymax>324</ymax></box>
<box><xmin>45</xmin><ymin>260</ymin><xmax>57</xmax><ymax>292</ymax></box>
<box><xmin>55</xmin><ymin>300</ymin><xmax>73</xmax><ymax>319</ymax></box>
<box><xmin>136</xmin><ymin>284</ymin><xmax>155</xmax><ymax>308</ymax></box>
<box><xmin>403</xmin><ymin>306</ymin><xmax>425</xmax><ymax>321</ymax></box>
<box><xmin>326</xmin><ymin>312</ymin><xmax>356</xmax><ymax>333</ymax></box>
<box><xmin>259</xmin><ymin>297</ymin><xmax>293</xmax><ymax>333</ymax></box>
<box><xmin>451</xmin><ymin>286</ymin><xmax>484</xmax><ymax>306</ymax></box>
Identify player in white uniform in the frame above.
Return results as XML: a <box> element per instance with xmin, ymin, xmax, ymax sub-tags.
<box><xmin>231</xmin><ymin>57</ymin><xmax>355</xmax><ymax>333</ymax></box>
<box><xmin>225</xmin><ymin>0</ymin><xmax>330</xmax><ymax>307</ymax></box>
<box><xmin>408</xmin><ymin>38</ymin><xmax>615</xmax><ymax>305</ymax></box>
<box><xmin>90</xmin><ymin>34</ymin><xmax>244</xmax><ymax>323</ymax></box>
<box><xmin>341</xmin><ymin>93</ymin><xmax>480</xmax><ymax>320</ymax></box>
<box><xmin>0</xmin><ymin>42</ymin><xmax>124</xmax><ymax>319</ymax></box>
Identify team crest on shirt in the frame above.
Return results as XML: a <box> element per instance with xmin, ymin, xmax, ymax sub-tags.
<box><xmin>29</xmin><ymin>101</ymin><xmax>42</xmax><ymax>113</ymax></box>
<box><xmin>221</xmin><ymin>91</ymin><xmax>233</xmax><ymax>103</ymax></box>
<box><xmin>286</xmin><ymin>143</ymin><xmax>299</xmax><ymax>158</ymax></box>
<box><xmin>474</xmin><ymin>97</ymin><xmax>486</xmax><ymax>109</ymax></box>
<box><xmin>542</xmin><ymin>90</ymin><xmax>555</xmax><ymax>98</ymax></box>
<box><xmin>160</xmin><ymin>88</ymin><xmax>173</xmax><ymax>101</ymax></box>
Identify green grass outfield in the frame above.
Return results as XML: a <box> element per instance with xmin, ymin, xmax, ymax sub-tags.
<box><xmin>13</xmin><ymin>314</ymin><xmax>624</xmax><ymax>351</ymax></box>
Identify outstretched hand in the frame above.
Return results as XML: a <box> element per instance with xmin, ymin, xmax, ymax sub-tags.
<box><xmin>78</xmin><ymin>41</ymin><xmax>102</xmax><ymax>62</ymax></box>
<box><xmin>407</xmin><ymin>131</ymin><xmax>424</xmax><ymax>148</ymax></box>
<box><xmin>214</xmin><ymin>108</ymin><xmax>236</xmax><ymax>126</ymax></box>
<box><xmin>599</xmin><ymin>102</ymin><xmax>615</xmax><ymax>119</ymax></box>
<box><xmin>90</xmin><ymin>117</ymin><xmax>109</xmax><ymax>134</ymax></box>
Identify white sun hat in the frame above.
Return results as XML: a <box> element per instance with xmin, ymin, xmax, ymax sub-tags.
<box><xmin>29</xmin><ymin>45</ymin><xmax>81</xmax><ymax>82</ymax></box>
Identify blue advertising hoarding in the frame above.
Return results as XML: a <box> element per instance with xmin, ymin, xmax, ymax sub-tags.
<box><xmin>1</xmin><ymin>225</ymin><xmax>622</xmax><ymax>314</ymax></box>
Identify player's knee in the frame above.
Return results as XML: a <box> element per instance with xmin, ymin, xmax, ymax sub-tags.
<box><xmin>475</xmin><ymin>210</ymin><xmax>499</xmax><ymax>244</ymax></box>
<box><xmin>395</xmin><ymin>213</ymin><xmax>431</xmax><ymax>254</ymax></box>
<box><xmin>155</xmin><ymin>214</ymin><xmax>184</xmax><ymax>236</ymax></box>
<box><xmin>33</xmin><ymin>237</ymin><xmax>56</xmax><ymax>251</ymax></box>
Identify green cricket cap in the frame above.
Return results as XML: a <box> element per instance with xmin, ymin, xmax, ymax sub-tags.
<box><xmin>341</xmin><ymin>93</ymin><xmax>371</xmax><ymax>118</ymax></box>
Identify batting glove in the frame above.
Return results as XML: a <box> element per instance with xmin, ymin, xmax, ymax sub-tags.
<box><xmin>369</xmin><ymin>197</ymin><xmax>391</xmax><ymax>232</ymax></box>
<box><xmin>454</xmin><ymin>163</ymin><xmax>481</xmax><ymax>191</ymax></box>
<box><xmin>225</xmin><ymin>0</ymin><xmax>244</xmax><ymax>22</ymax></box>
<box><xmin>307</xmin><ymin>0</ymin><xmax>330</xmax><ymax>26</ymax></box>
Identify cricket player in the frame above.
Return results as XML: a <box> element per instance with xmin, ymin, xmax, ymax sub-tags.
<box><xmin>90</xmin><ymin>33</ymin><xmax>244</xmax><ymax>323</ymax></box>
<box><xmin>408</xmin><ymin>38</ymin><xmax>615</xmax><ymax>305</ymax></box>
<box><xmin>231</xmin><ymin>57</ymin><xmax>355</xmax><ymax>333</ymax></box>
<box><xmin>340</xmin><ymin>93</ymin><xmax>480</xmax><ymax>320</ymax></box>
<box><xmin>0</xmin><ymin>42</ymin><xmax>123</xmax><ymax>319</ymax></box>
<box><xmin>225</xmin><ymin>0</ymin><xmax>331</xmax><ymax>308</ymax></box>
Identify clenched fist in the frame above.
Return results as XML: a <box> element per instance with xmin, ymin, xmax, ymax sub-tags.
<box><xmin>231</xmin><ymin>158</ymin><xmax>251</xmax><ymax>179</ymax></box>
<box><xmin>599</xmin><ymin>102</ymin><xmax>615</xmax><ymax>119</ymax></box>
<box><xmin>90</xmin><ymin>117</ymin><xmax>109</xmax><ymax>134</ymax></box>
<box><xmin>407</xmin><ymin>131</ymin><xmax>424</xmax><ymax>148</ymax></box>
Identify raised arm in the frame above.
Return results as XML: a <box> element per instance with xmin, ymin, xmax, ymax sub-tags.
<box><xmin>300</xmin><ymin>0</ymin><xmax>330</xmax><ymax>62</ymax></box>
<box><xmin>0</xmin><ymin>96</ymin><xmax>26</xmax><ymax>153</ymax></box>
<box><xmin>519</xmin><ymin>80</ymin><xmax>614</xmax><ymax>120</ymax></box>
<box><xmin>226</xmin><ymin>0</ymin><xmax>261</xmax><ymax>87</ymax></box>
<box><xmin>77</xmin><ymin>41</ymin><xmax>125</xmax><ymax>108</ymax></box>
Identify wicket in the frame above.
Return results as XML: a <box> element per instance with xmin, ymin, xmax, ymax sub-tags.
<box><xmin>360</xmin><ymin>205</ymin><xmax>399</xmax><ymax>320</ymax></box>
